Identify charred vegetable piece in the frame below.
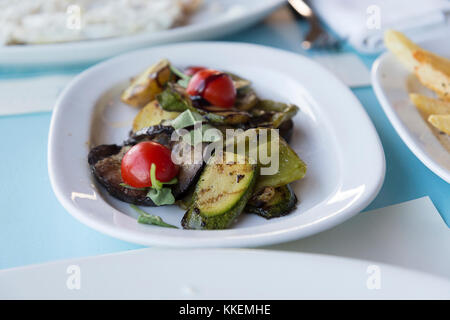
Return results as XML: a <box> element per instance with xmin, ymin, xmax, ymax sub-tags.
<box><xmin>225</xmin><ymin>128</ymin><xmax>306</xmax><ymax>191</ymax></box>
<box><xmin>250</xmin><ymin>100</ymin><xmax>299</xmax><ymax>128</ymax></box>
<box><xmin>182</xmin><ymin>152</ymin><xmax>257</xmax><ymax>230</ymax></box>
<box><xmin>246</xmin><ymin>185</ymin><xmax>297</xmax><ymax>219</ymax></box>
<box><xmin>125</xmin><ymin>124</ymin><xmax>174</xmax><ymax>146</ymax></box>
<box><xmin>121</xmin><ymin>59</ymin><xmax>174</xmax><ymax>107</ymax></box>
<box><xmin>278</xmin><ymin>119</ymin><xmax>294</xmax><ymax>143</ymax></box>
<box><xmin>235</xmin><ymin>86</ymin><xmax>258</xmax><ymax>111</ymax></box>
<box><xmin>203</xmin><ymin>110</ymin><xmax>251</xmax><ymax>125</ymax></box>
<box><xmin>132</xmin><ymin>100</ymin><xmax>180</xmax><ymax>132</ymax></box>
<box><xmin>126</xmin><ymin>125</ymin><xmax>205</xmax><ymax>198</ymax></box>
<box><xmin>88</xmin><ymin>144</ymin><xmax>157</xmax><ymax>206</ymax></box>
<box><xmin>228</xmin><ymin>72</ymin><xmax>251</xmax><ymax>90</ymax></box>
<box><xmin>170</xmin><ymin>141</ymin><xmax>205</xmax><ymax>197</ymax></box>
<box><xmin>254</xmin><ymin>130</ymin><xmax>306</xmax><ymax>190</ymax></box>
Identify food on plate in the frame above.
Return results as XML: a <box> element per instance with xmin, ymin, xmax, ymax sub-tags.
<box><xmin>409</xmin><ymin>93</ymin><xmax>450</xmax><ymax>116</ymax></box>
<box><xmin>182</xmin><ymin>152</ymin><xmax>257</xmax><ymax>230</ymax></box>
<box><xmin>88</xmin><ymin>59</ymin><xmax>307</xmax><ymax>230</ymax></box>
<box><xmin>384</xmin><ymin>29</ymin><xmax>421</xmax><ymax>73</ymax></box>
<box><xmin>133</xmin><ymin>100</ymin><xmax>180</xmax><ymax>132</ymax></box>
<box><xmin>385</xmin><ymin>30</ymin><xmax>450</xmax><ymax>138</ymax></box>
<box><xmin>413</xmin><ymin>50</ymin><xmax>450</xmax><ymax>101</ymax></box>
<box><xmin>428</xmin><ymin>115</ymin><xmax>450</xmax><ymax>135</ymax></box>
<box><xmin>246</xmin><ymin>184</ymin><xmax>297</xmax><ymax>219</ymax></box>
<box><xmin>121</xmin><ymin>59</ymin><xmax>175</xmax><ymax>107</ymax></box>
<box><xmin>1</xmin><ymin>0</ymin><xmax>202</xmax><ymax>45</ymax></box>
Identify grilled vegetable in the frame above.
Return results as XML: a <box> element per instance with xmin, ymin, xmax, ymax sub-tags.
<box><xmin>157</xmin><ymin>86</ymin><xmax>251</xmax><ymax>125</ymax></box>
<box><xmin>225</xmin><ymin>128</ymin><xmax>306</xmax><ymax>191</ymax></box>
<box><xmin>254</xmin><ymin>130</ymin><xmax>306</xmax><ymax>190</ymax></box>
<box><xmin>132</xmin><ymin>100</ymin><xmax>180</xmax><ymax>132</ymax></box>
<box><xmin>121</xmin><ymin>59</ymin><xmax>174</xmax><ymax>107</ymax></box>
<box><xmin>88</xmin><ymin>144</ymin><xmax>157</xmax><ymax>206</ymax></box>
<box><xmin>278</xmin><ymin>118</ymin><xmax>294</xmax><ymax>143</ymax></box>
<box><xmin>235</xmin><ymin>86</ymin><xmax>258</xmax><ymax>111</ymax></box>
<box><xmin>181</xmin><ymin>152</ymin><xmax>257</xmax><ymax>230</ymax></box>
<box><xmin>246</xmin><ymin>185</ymin><xmax>297</xmax><ymax>219</ymax></box>
<box><xmin>250</xmin><ymin>100</ymin><xmax>299</xmax><ymax>128</ymax></box>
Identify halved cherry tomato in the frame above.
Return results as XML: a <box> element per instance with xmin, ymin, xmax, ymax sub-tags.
<box><xmin>186</xmin><ymin>69</ymin><xmax>236</xmax><ymax>108</ymax></box>
<box><xmin>184</xmin><ymin>66</ymin><xmax>206</xmax><ymax>77</ymax></box>
<box><xmin>121</xmin><ymin>141</ymin><xmax>179</xmax><ymax>188</ymax></box>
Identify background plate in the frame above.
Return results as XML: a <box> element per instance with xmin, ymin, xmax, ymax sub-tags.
<box><xmin>372</xmin><ymin>35</ymin><xmax>450</xmax><ymax>183</ymax></box>
<box><xmin>0</xmin><ymin>0</ymin><xmax>284</xmax><ymax>66</ymax></box>
<box><xmin>1</xmin><ymin>249</ymin><xmax>449</xmax><ymax>299</ymax></box>
<box><xmin>48</xmin><ymin>42</ymin><xmax>385</xmax><ymax>247</ymax></box>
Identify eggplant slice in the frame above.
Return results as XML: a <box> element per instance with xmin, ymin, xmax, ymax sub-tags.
<box><xmin>88</xmin><ymin>144</ymin><xmax>157</xmax><ymax>206</ymax></box>
<box><xmin>88</xmin><ymin>125</ymin><xmax>205</xmax><ymax>206</ymax></box>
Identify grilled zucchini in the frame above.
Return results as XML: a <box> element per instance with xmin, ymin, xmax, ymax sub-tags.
<box><xmin>182</xmin><ymin>152</ymin><xmax>257</xmax><ymax>230</ymax></box>
<box><xmin>246</xmin><ymin>184</ymin><xmax>297</xmax><ymax>219</ymax></box>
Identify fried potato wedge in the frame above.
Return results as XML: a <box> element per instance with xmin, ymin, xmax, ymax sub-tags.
<box><xmin>121</xmin><ymin>59</ymin><xmax>174</xmax><ymax>107</ymax></box>
<box><xmin>384</xmin><ymin>29</ymin><xmax>421</xmax><ymax>72</ymax></box>
<box><xmin>428</xmin><ymin>114</ymin><xmax>450</xmax><ymax>135</ymax></box>
<box><xmin>409</xmin><ymin>93</ymin><xmax>450</xmax><ymax>116</ymax></box>
<box><xmin>413</xmin><ymin>50</ymin><xmax>450</xmax><ymax>101</ymax></box>
<box><xmin>132</xmin><ymin>100</ymin><xmax>180</xmax><ymax>132</ymax></box>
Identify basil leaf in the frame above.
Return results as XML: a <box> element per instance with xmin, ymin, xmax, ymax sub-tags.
<box><xmin>157</xmin><ymin>89</ymin><xmax>190</xmax><ymax>112</ymax></box>
<box><xmin>131</xmin><ymin>205</ymin><xmax>178</xmax><ymax>228</ymax></box>
<box><xmin>147</xmin><ymin>187</ymin><xmax>176</xmax><ymax>206</ymax></box>
<box><xmin>170</xmin><ymin>109</ymin><xmax>204</xmax><ymax>130</ymax></box>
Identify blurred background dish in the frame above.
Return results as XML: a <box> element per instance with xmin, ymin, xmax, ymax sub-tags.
<box><xmin>0</xmin><ymin>0</ymin><xmax>285</xmax><ymax>66</ymax></box>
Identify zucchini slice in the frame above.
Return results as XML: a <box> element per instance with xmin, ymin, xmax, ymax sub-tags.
<box><xmin>182</xmin><ymin>152</ymin><xmax>257</xmax><ymax>230</ymax></box>
<box><xmin>246</xmin><ymin>184</ymin><xmax>297</xmax><ymax>219</ymax></box>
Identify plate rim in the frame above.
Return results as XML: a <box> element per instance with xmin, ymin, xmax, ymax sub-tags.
<box><xmin>371</xmin><ymin>52</ymin><xmax>450</xmax><ymax>184</ymax></box>
<box><xmin>48</xmin><ymin>41</ymin><xmax>385</xmax><ymax>247</ymax></box>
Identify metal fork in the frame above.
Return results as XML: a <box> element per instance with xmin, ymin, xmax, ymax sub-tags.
<box><xmin>288</xmin><ymin>0</ymin><xmax>340</xmax><ymax>51</ymax></box>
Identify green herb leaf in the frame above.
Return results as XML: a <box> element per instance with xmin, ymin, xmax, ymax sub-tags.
<box><xmin>150</xmin><ymin>163</ymin><xmax>163</xmax><ymax>190</ymax></box>
<box><xmin>157</xmin><ymin>88</ymin><xmax>190</xmax><ymax>112</ymax></box>
<box><xmin>170</xmin><ymin>109</ymin><xmax>204</xmax><ymax>130</ymax></box>
<box><xmin>170</xmin><ymin>65</ymin><xmax>191</xmax><ymax>89</ymax></box>
<box><xmin>130</xmin><ymin>204</ymin><xmax>178</xmax><ymax>228</ymax></box>
<box><xmin>146</xmin><ymin>187</ymin><xmax>176</xmax><ymax>206</ymax></box>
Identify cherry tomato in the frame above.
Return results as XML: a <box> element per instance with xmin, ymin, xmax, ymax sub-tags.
<box><xmin>186</xmin><ymin>69</ymin><xmax>236</xmax><ymax>108</ymax></box>
<box><xmin>121</xmin><ymin>141</ymin><xmax>179</xmax><ymax>188</ymax></box>
<box><xmin>184</xmin><ymin>66</ymin><xmax>206</xmax><ymax>76</ymax></box>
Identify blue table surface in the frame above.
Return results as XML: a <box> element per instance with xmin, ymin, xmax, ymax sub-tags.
<box><xmin>1</xmin><ymin>17</ymin><xmax>449</xmax><ymax>270</ymax></box>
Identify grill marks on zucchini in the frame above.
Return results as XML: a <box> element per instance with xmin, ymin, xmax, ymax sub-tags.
<box><xmin>182</xmin><ymin>152</ymin><xmax>257</xmax><ymax>229</ymax></box>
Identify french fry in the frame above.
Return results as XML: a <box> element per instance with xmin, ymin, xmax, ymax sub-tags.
<box><xmin>428</xmin><ymin>114</ymin><xmax>450</xmax><ymax>135</ymax></box>
<box><xmin>413</xmin><ymin>50</ymin><xmax>450</xmax><ymax>101</ymax></box>
<box><xmin>384</xmin><ymin>29</ymin><xmax>421</xmax><ymax>72</ymax></box>
<box><xmin>409</xmin><ymin>93</ymin><xmax>450</xmax><ymax>115</ymax></box>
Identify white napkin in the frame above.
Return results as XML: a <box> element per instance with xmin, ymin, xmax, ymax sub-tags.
<box><xmin>310</xmin><ymin>0</ymin><xmax>450</xmax><ymax>54</ymax></box>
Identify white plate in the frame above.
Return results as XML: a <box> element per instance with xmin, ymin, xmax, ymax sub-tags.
<box><xmin>0</xmin><ymin>0</ymin><xmax>284</xmax><ymax>66</ymax></box>
<box><xmin>1</xmin><ymin>249</ymin><xmax>449</xmax><ymax>299</ymax></box>
<box><xmin>48</xmin><ymin>42</ymin><xmax>385</xmax><ymax>248</ymax></box>
<box><xmin>372</xmin><ymin>36</ymin><xmax>450</xmax><ymax>183</ymax></box>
